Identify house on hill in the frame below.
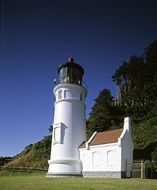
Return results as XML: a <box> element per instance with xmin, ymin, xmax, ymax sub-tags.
<box><xmin>79</xmin><ymin>117</ymin><xmax>133</xmax><ymax>178</ymax></box>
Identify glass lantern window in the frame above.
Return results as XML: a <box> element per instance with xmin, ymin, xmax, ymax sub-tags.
<box><xmin>58</xmin><ymin>64</ymin><xmax>83</xmax><ymax>85</ymax></box>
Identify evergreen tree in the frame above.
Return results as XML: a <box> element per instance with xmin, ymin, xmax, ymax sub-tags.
<box><xmin>144</xmin><ymin>40</ymin><xmax>157</xmax><ymax>103</ymax></box>
<box><xmin>112</xmin><ymin>55</ymin><xmax>146</xmax><ymax>108</ymax></box>
<box><xmin>87</xmin><ymin>89</ymin><xmax>123</xmax><ymax>137</ymax></box>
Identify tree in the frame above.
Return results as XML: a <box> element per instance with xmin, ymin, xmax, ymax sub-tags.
<box><xmin>152</xmin><ymin>147</ymin><xmax>157</xmax><ymax>166</ymax></box>
<box><xmin>48</xmin><ymin>125</ymin><xmax>53</xmax><ymax>134</ymax></box>
<box><xmin>87</xmin><ymin>89</ymin><xmax>123</xmax><ymax>137</ymax></box>
<box><xmin>112</xmin><ymin>55</ymin><xmax>146</xmax><ymax>108</ymax></box>
<box><xmin>144</xmin><ymin>40</ymin><xmax>157</xmax><ymax>65</ymax></box>
<box><xmin>144</xmin><ymin>40</ymin><xmax>157</xmax><ymax>103</ymax></box>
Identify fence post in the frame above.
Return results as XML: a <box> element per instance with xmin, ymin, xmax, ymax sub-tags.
<box><xmin>141</xmin><ymin>160</ymin><xmax>145</xmax><ymax>179</ymax></box>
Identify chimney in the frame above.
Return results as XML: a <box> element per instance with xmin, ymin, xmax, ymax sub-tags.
<box><xmin>123</xmin><ymin>117</ymin><xmax>131</xmax><ymax>133</ymax></box>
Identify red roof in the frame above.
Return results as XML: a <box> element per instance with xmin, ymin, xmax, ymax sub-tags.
<box><xmin>80</xmin><ymin>128</ymin><xmax>123</xmax><ymax>148</ymax></box>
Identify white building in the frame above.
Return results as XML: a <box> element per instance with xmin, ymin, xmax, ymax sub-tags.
<box><xmin>79</xmin><ymin>117</ymin><xmax>133</xmax><ymax>178</ymax></box>
<box><xmin>47</xmin><ymin>58</ymin><xmax>133</xmax><ymax>178</ymax></box>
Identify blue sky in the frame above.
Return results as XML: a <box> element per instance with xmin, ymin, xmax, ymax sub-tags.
<box><xmin>1</xmin><ymin>0</ymin><xmax>157</xmax><ymax>157</ymax></box>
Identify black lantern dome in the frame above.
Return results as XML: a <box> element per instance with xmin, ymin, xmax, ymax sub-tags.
<box><xmin>58</xmin><ymin>58</ymin><xmax>84</xmax><ymax>85</ymax></box>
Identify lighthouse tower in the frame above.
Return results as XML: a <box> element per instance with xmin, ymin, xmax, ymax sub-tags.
<box><xmin>47</xmin><ymin>58</ymin><xmax>87</xmax><ymax>177</ymax></box>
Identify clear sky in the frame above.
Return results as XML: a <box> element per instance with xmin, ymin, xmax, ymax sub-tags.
<box><xmin>1</xmin><ymin>0</ymin><xmax>157</xmax><ymax>157</ymax></box>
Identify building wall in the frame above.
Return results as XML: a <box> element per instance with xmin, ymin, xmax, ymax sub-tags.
<box><xmin>79</xmin><ymin>143</ymin><xmax>122</xmax><ymax>177</ymax></box>
<box><xmin>120</xmin><ymin>130</ymin><xmax>133</xmax><ymax>177</ymax></box>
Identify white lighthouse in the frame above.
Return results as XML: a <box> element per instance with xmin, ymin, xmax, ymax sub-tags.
<box><xmin>47</xmin><ymin>58</ymin><xmax>87</xmax><ymax>177</ymax></box>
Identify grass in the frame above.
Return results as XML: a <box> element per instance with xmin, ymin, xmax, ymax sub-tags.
<box><xmin>0</xmin><ymin>172</ymin><xmax>157</xmax><ymax>190</ymax></box>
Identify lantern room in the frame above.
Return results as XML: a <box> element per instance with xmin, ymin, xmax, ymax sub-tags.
<box><xmin>58</xmin><ymin>58</ymin><xmax>84</xmax><ymax>85</ymax></box>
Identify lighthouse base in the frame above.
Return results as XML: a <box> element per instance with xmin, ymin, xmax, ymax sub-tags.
<box><xmin>47</xmin><ymin>159</ymin><xmax>82</xmax><ymax>177</ymax></box>
<box><xmin>46</xmin><ymin>172</ymin><xmax>83</xmax><ymax>177</ymax></box>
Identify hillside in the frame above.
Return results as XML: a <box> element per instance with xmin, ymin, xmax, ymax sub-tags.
<box><xmin>2</xmin><ymin>136</ymin><xmax>51</xmax><ymax>170</ymax></box>
<box><xmin>2</xmin><ymin>117</ymin><xmax>157</xmax><ymax>170</ymax></box>
<box><xmin>1</xmin><ymin>119</ymin><xmax>157</xmax><ymax>170</ymax></box>
<box><xmin>0</xmin><ymin>157</ymin><xmax>12</xmax><ymax>167</ymax></box>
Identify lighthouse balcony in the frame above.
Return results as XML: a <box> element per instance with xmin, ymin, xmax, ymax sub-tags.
<box><xmin>53</xmin><ymin>79</ymin><xmax>87</xmax><ymax>89</ymax></box>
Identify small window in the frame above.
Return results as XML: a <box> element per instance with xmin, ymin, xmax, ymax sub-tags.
<box><xmin>53</xmin><ymin>123</ymin><xmax>62</xmax><ymax>144</ymax></box>
<box><xmin>107</xmin><ymin>150</ymin><xmax>115</xmax><ymax>166</ymax></box>
<box><xmin>80</xmin><ymin>94</ymin><xmax>82</xmax><ymax>101</ymax></box>
<box><xmin>58</xmin><ymin>90</ymin><xmax>62</xmax><ymax>100</ymax></box>
<box><xmin>64</xmin><ymin>90</ymin><xmax>66</xmax><ymax>99</ymax></box>
<box><xmin>92</xmin><ymin>151</ymin><xmax>99</xmax><ymax>167</ymax></box>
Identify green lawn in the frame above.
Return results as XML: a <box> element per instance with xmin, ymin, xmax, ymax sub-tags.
<box><xmin>0</xmin><ymin>172</ymin><xmax>157</xmax><ymax>190</ymax></box>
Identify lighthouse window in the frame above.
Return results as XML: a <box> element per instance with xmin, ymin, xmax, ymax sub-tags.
<box><xmin>58</xmin><ymin>90</ymin><xmax>62</xmax><ymax>100</ymax></box>
<box><xmin>59</xmin><ymin>67</ymin><xmax>68</xmax><ymax>83</ymax></box>
<box><xmin>64</xmin><ymin>90</ymin><xmax>66</xmax><ymax>99</ymax></box>
<box><xmin>53</xmin><ymin>123</ymin><xmax>62</xmax><ymax>144</ymax></box>
<box><xmin>80</xmin><ymin>94</ymin><xmax>82</xmax><ymax>101</ymax></box>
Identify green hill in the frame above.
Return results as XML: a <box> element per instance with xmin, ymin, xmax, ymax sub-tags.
<box><xmin>1</xmin><ymin>118</ymin><xmax>157</xmax><ymax>170</ymax></box>
<box><xmin>2</xmin><ymin>136</ymin><xmax>51</xmax><ymax>170</ymax></box>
